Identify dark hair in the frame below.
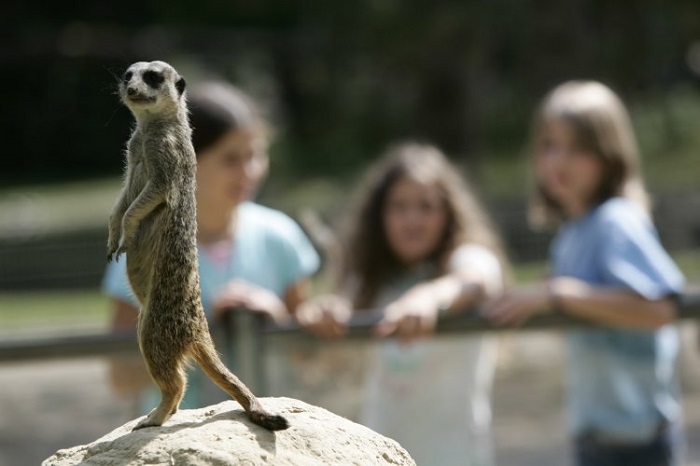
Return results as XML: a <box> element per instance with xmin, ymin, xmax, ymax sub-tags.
<box><xmin>186</xmin><ymin>81</ymin><xmax>266</xmax><ymax>156</ymax></box>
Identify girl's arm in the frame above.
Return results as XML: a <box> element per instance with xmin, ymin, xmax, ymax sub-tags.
<box><xmin>111</xmin><ymin>298</ymin><xmax>139</xmax><ymax>332</ymax></box>
<box><xmin>550</xmin><ymin>276</ymin><xmax>676</xmax><ymax>329</ymax></box>
<box><xmin>212</xmin><ymin>279</ymin><xmax>294</xmax><ymax>325</ymax></box>
<box><xmin>297</xmin><ymin>244</ymin><xmax>502</xmax><ymax>340</ymax></box>
<box><xmin>428</xmin><ymin>270</ymin><xmax>493</xmax><ymax>315</ymax></box>
<box><xmin>296</xmin><ymin>268</ymin><xmax>491</xmax><ymax>340</ymax></box>
<box><xmin>295</xmin><ymin>294</ymin><xmax>352</xmax><ymax>339</ymax></box>
<box><xmin>373</xmin><ymin>272</ymin><xmax>486</xmax><ymax>342</ymax></box>
<box><xmin>484</xmin><ymin>276</ymin><xmax>676</xmax><ymax>330</ymax></box>
<box><xmin>376</xmin><ymin>245</ymin><xmax>503</xmax><ymax>343</ymax></box>
<box><xmin>283</xmin><ymin>278</ymin><xmax>311</xmax><ymax>315</ymax></box>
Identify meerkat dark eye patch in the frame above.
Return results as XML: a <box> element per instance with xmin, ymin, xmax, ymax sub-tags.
<box><xmin>176</xmin><ymin>77</ymin><xmax>186</xmax><ymax>96</ymax></box>
<box><xmin>124</xmin><ymin>71</ymin><xmax>133</xmax><ymax>82</ymax></box>
<box><xmin>142</xmin><ymin>70</ymin><xmax>165</xmax><ymax>88</ymax></box>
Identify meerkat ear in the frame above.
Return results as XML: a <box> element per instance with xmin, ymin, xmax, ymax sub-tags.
<box><xmin>176</xmin><ymin>77</ymin><xmax>186</xmax><ymax>96</ymax></box>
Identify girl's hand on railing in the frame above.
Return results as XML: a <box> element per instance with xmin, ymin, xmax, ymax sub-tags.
<box><xmin>375</xmin><ymin>284</ymin><xmax>440</xmax><ymax>344</ymax></box>
<box><xmin>213</xmin><ymin>279</ymin><xmax>290</xmax><ymax>325</ymax></box>
<box><xmin>482</xmin><ymin>285</ymin><xmax>551</xmax><ymax>327</ymax></box>
<box><xmin>295</xmin><ymin>294</ymin><xmax>352</xmax><ymax>339</ymax></box>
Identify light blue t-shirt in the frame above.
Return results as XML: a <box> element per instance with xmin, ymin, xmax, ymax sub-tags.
<box><xmin>102</xmin><ymin>201</ymin><xmax>320</xmax><ymax>408</ymax></box>
<box><xmin>551</xmin><ymin>197</ymin><xmax>685</xmax><ymax>442</ymax></box>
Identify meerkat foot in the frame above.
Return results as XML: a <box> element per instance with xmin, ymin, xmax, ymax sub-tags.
<box><xmin>133</xmin><ymin>408</ymin><xmax>170</xmax><ymax>431</ymax></box>
<box><xmin>133</xmin><ymin>417</ymin><xmax>159</xmax><ymax>431</ymax></box>
<box><xmin>248</xmin><ymin>410</ymin><xmax>290</xmax><ymax>431</ymax></box>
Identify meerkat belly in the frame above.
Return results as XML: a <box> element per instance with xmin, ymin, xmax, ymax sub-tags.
<box><xmin>124</xmin><ymin>205</ymin><xmax>168</xmax><ymax>304</ymax></box>
<box><xmin>137</xmin><ymin>304</ymin><xmax>198</xmax><ymax>359</ymax></box>
<box><xmin>147</xmin><ymin>208</ymin><xmax>201</xmax><ymax>309</ymax></box>
<box><xmin>132</xmin><ymin>204</ymin><xmax>167</xmax><ymax>253</ymax></box>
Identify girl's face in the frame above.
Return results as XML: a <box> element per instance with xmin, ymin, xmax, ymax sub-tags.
<box><xmin>383</xmin><ymin>176</ymin><xmax>448</xmax><ymax>266</ymax></box>
<box><xmin>196</xmin><ymin>128</ymin><xmax>268</xmax><ymax>210</ymax></box>
<box><xmin>534</xmin><ymin>118</ymin><xmax>604</xmax><ymax>214</ymax></box>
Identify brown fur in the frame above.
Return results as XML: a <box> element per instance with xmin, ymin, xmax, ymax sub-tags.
<box><xmin>107</xmin><ymin>60</ymin><xmax>288</xmax><ymax>431</ymax></box>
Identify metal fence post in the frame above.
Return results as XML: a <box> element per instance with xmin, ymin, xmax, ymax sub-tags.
<box><xmin>227</xmin><ymin>310</ymin><xmax>267</xmax><ymax>396</ymax></box>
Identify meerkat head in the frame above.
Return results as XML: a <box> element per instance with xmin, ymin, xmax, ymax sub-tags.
<box><xmin>119</xmin><ymin>61</ymin><xmax>187</xmax><ymax>117</ymax></box>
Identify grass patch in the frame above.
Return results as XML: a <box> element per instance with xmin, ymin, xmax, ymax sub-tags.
<box><xmin>512</xmin><ymin>261</ymin><xmax>548</xmax><ymax>284</ymax></box>
<box><xmin>675</xmin><ymin>249</ymin><xmax>700</xmax><ymax>283</ymax></box>
<box><xmin>0</xmin><ymin>177</ymin><xmax>122</xmax><ymax>238</ymax></box>
<box><xmin>0</xmin><ymin>290</ymin><xmax>110</xmax><ymax>331</ymax></box>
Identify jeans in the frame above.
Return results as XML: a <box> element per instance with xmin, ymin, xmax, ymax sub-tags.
<box><xmin>574</xmin><ymin>423</ymin><xmax>682</xmax><ymax>466</ymax></box>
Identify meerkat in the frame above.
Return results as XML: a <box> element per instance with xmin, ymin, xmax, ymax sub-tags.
<box><xmin>107</xmin><ymin>60</ymin><xmax>289</xmax><ymax>431</ymax></box>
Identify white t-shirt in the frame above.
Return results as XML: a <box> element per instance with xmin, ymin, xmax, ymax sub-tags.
<box><xmin>361</xmin><ymin>243</ymin><xmax>502</xmax><ymax>466</ymax></box>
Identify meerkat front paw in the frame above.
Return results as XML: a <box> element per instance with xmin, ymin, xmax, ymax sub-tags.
<box><xmin>115</xmin><ymin>228</ymin><xmax>132</xmax><ymax>258</ymax></box>
<box><xmin>114</xmin><ymin>242</ymin><xmax>128</xmax><ymax>259</ymax></box>
<box><xmin>107</xmin><ymin>239</ymin><xmax>120</xmax><ymax>262</ymax></box>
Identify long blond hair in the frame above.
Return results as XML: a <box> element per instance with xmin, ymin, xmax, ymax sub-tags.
<box><xmin>341</xmin><ymin>142</ymin><xmax>508</xmax><ymax>309</ymax></box>
<box><xmin>528</xmin><ymin>81</ymin><xmax>650</xmax><ymax>229</ymax></box>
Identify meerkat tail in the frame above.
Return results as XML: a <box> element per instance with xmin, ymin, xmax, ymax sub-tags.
<box><xmin>191</xmin><ymin>338</ymin><xmax>290</xmax><ymax>431</ymax></box>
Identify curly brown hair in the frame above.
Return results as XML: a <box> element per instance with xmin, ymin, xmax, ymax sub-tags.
<box><xmin>339</xmin><ymin>142</ymin><xmax>508</xmax><ymax>309</ymax></box>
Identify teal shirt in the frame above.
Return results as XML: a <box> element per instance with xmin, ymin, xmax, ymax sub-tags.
<box><xmin>102</xmin><ymin>201</ymin><xmax>320</xmax><ymax>408</ymax></box>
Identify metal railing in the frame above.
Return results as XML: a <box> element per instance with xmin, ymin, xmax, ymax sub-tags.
<box><xmin>1</xmin><ymin>288</ymin><xmax>699</xmax><ymax>393</ymax></box>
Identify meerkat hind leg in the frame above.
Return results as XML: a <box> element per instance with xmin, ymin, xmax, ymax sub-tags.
<box><xmin>133</xmin><ymin>361</ymin><xmax>187</xmax><ymax>430</ymax></box>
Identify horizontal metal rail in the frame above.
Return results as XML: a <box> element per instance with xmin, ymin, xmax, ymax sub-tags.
<box><xmin>1</xmin><ymin>288</ymin><xmax>699</xmax><ymax>365</ymax></box>
<box><xmin>0</xmin><ymin>331</ymin><xmax>139</xmax><ymax>363</ymax></box>
<box><xmin>266</xmin><ymin>288</ymin><xmax>700</xmax><ymax>336</ymax></box>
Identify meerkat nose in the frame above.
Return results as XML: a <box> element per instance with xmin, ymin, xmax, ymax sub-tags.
<box><xmin>127</xmin><ymin>87</ymin><xmax>138</xmax><ymax>96</ymax></box>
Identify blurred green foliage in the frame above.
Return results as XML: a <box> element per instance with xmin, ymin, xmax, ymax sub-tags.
<box><xmin>0</xmin><ymin>290</ymin><xmax>108</xmax><ymax>331</ymax></box>
<box><xmin>3</xmin><ymin>1</ymin><xmax>700</xmax><ymax>192</ymax></box>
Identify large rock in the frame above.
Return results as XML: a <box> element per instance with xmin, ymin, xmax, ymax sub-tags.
<box><xmin>42</xmin><ymin>397</ymin><xmax>416</xmax><ymax>466</ymax></box>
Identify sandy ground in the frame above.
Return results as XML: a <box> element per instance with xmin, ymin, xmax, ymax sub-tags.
<box><xmin>3</xmin><ymin>323</ymin><xmax>700</xmax><ymax>466</ymax></box>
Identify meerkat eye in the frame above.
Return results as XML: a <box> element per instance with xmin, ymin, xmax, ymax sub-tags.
<box><xmin>143</xmin><ymin>70</ymin><xmax>165</xmax><ymax>88</ymax></box>
<box><xmin>123</xmin><ymin>71</ymin><xmax>133</xmax><ymax>82</ymax></box>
